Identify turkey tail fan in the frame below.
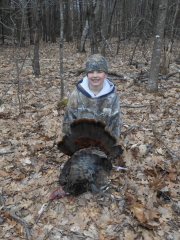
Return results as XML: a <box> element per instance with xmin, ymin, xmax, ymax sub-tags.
<box><xmin>97</xmin><ymin>128</ymin><xmax>117</xmax><ymax>151</ymax></box>
<box><xmin>71</xmin><ymin>118</ymin><xmax>116</xmax><ymax>152</ymax></box>
<box><xmin>57</xmin><ymin>118</ymin><xmax>104</xmax><ymax>155</ymax></box>
<box><xmin>57</xmin><ymin>118</ymin><xmax>121</xmax><ymax>156</ymax></box>
<box><xmin>70</xmin><ymin>118</ymin><xmax>89</xmax><ymax>139</ymax></box>
<box><xmin>57</xmin><ymin>119</ymin><xmax>95</xmax><ymax>155</ymax></box>
<box><xmin>71</xmin><ymin>118</ymin><xmax>105</xmax><ymax>139</ymax></box>
<box><xmin>109</xmin><ymin>145</ymin><xmax>123</xmax><ymax>157</ymax></box>
<box><xmin>58</xmin><ymin>119</ymin><xmax>90</xmax><ymax>154</ymax></box>
<box><xmin>57</xmin><ymin>135</ymin><xmax>78</xmax><ymax>156</ymax></box>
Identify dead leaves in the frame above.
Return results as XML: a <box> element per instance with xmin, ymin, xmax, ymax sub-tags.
<box><xmin>129</xmin><ymin>201</ymin><xmax>175</xmax><ymax>231</ymax></box>
<box><xmin>130</xmin><ymin>202</ymin><xmax>160</xmax><ymax>224</ymax></box>
<box><xmin>0</xmin><ymin>170</ymin><xmax>10</xmax><ymax>178</ymax></box>
<box><xmin>0</xmin><ymin>41</ymin><xmax>180</xmax><ymax>240</ymax></box>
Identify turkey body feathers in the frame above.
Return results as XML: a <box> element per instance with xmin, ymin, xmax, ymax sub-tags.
<box><xmin>58</xmin><ymin>118</ymin><xmax>123</xmax><ymax>196</ymax></box>
<box><xmin>59</xmin><ymin>149</ymin><xmax>112</xmax><ymax>196</ymax></box>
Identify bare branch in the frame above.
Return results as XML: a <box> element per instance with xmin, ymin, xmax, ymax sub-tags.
<box><xmin>0</xmin><ymin>149</ymin><xmax>25</xmax><ymax>155</ymax></box>
<box><xmin>35</xmin><ymin>201</ymin><xmax>51</xmax><ymax>224</ymax></box>
<box><xmin>162</xmin><ymin>69</ymin><xmax>180</xmax><ymax>80</ymax></box>
<box><xmin>144</xmin><ymin>121</ymin><xmax>172</xmax><ymax>156</ymax></box>
<box><xmin>121</xmin><ymin>125</ymin><xmax>141</xmax><ymax>134</ymax></box>
<box><xmin>151</xmin><ymin>125</ymin><xmax>180</xmax><ymax>160</ymax></box>
<box><xmin>121</xmin><ymin>104</ymin><xmax>149</xmax><ymax>108</ymax></box>
<box><xmin>0</xmin><ymin>189</ymin><xmax>32</xmax><ymax>240</ymax></box>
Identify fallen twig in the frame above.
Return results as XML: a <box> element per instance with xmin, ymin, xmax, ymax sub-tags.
<box><xmin>150</xmin><ymin>100</ymin><xmax>163</xmax><ymax>113</ymax></box>
<box><xmin>35</xmin><ymin>201</ymin><xmax>51</xmax><ymax>224</ymax></box>
<box><xmin>121</xmin><ymin>104</ymin><xmax>149</xmax><ymax>108</ymax></box>
<box><xmin>168</xmin><ymin>221</ymin><xmax>179</xmax><ymax>230</ymax></box>
<box><xmin>0</xmin><ymin>188</ymin><xmax>32</xmax><ymax>240</ymax></box>
<box><xmin>121</xmin><ymin>125</ymin><xmax>140</xmax><ymax>134</ymax></box>
<box><xmin>162</xmin><ymin>69</ymin><xmax>180</xmax><ymax>80</ymax></box>
<box><xmin>144</xmin><ymin>121</ymin><xmax>172</xmax><ymax>156</ymax></box>
<box><xmin>151</xmin><ymin>126</ymin><xmax>180</xmax><ymax>160</ymax></box>
<box><xmin>0</xmin><ymin>149</ymin><xmax>25</xmax><ymax>155</ymax></box>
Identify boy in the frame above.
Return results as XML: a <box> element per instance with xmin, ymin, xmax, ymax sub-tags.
<box><xmin>62</xmin><ymin>54</ymin><xmax>121</xmax><ymax>138</ymax></box>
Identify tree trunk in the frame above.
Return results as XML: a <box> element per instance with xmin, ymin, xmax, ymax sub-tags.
<box><xmin>27</xmin><ymin>0</ymin><xmax>34</xmax><ymax>45</ymax></box>
<box><xmin>42</xmin><ymin>3</ymin><xmax>47</xmax><ymax>42</ymax></box>
<box><xmin>87</xmin><ymin>0</ymin><xmax>99</xmax><ymax>54</ymax></box>
<box><xmin>76</xmin><ymin>0</ymin><xmax>81</xmax><ymax>51</ymax></box>
<box><xmin>47</xmin><ymin>0</ymin><xmax>51</xmax><ymax>42</ymax></box>
<box><xmin>80</xmin><ymin>19</ymin><xmax>88</xmax><ymax>52</ymax></box>
<box><xmin>146</xmin><ymin>0</ymin><xmax>168</xmax><ymax>93</ymax></box>
<box><xmin>160</xmin><ymin>42</ymin><xmax>172</xmax><ymax>75</ymax></box>
<box><xmin>33</xmin><ymin>29</ymin><xmax>40</xmax><ymax>76</ymax></box>
<box><xmin>151</xmin><ymin>0</ymin><xmax>160</xmax><ymax>33</ymax></box>
<box><xmin>0</xmin><ymin>16</ymin><xmax>4</xmax><ymax>44</ymax></box>
<box><xmin>60</xmin><ymin>0</ymin><xmax>64</xmax><ymax>100</ymax></box>
<box><xmin>76</xmin><ymin>0</ymin><xmax>86</xmax><ymax>52</ymax></box>
<box><xmin>65</xmin><ymin>0</ymin><xmax>73</xmax><ymax>42</ymax></box>
<box><xmin>101</xmin><ymin>0</ymin><xmax>108</xmax><ymax>56</ymax></box>
<box><xmin>69</xmin><ymin>0</ymin><xmax>74</xmax><ymax>41</ymax></box>
<box><xmin>160</xmin><ymin>0</ymin><xmax>180</xmax><ymax>75</ymax></box>
<box><xmin>101</xmin><ymin>0</ymin><xmax>117</xmax><ymax>56</ymax></box>
<box><xmin>51</xmin><ymin>3</ymin><xmax>56</xmax><ymax>43</ymax></box>
<box><xmin>116</xmin><ymin>0</ymin><xmax>123</xmax><ymax>54</ymax></box>
<box><xmin>32</xmin><ymin>1</ymin><xmax>41</xmax><ymax>76</ymax></box>
<box><xmin>15</xmin><ymin>0</ymin><xmax>25</xmax><ymax>47</ymax></box>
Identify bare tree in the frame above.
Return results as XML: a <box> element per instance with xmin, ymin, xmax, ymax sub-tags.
<box><xmin>65</xmin><ymin>0</ymin><xmax>74</xmax><ymax>42</ymax></box>
<box><xmin>146</xmin><ymin>0</ymin><xmax>168</xmax><ymax>93</ymax></box>
<box><xmin>51</xmin><ymin>1</ymin><xmax>57</xmax><ymax>43</ymax></box>
<box><xmin>75</xmin><ymin>0</ymin><xmax>87</xmax><ymax>52</ymax></box>
<box><xmin>42</xmin><ymin>2</ymin><xmax>47</xmax><ymax>42</ymax></box>
<box><xmin>27</xmin><ymin>0</ymin><xmax>34</xmax><ymax>45</ymax></box>
<box><xmin>2</xmin><ymin>0</ymin><xmax>180</xmax><ymax>84</ymax></box>
<box><xmin>80</xmin><ymin>19</ymin><xmax>88</xmax><ymax>52</ymax></box>
<box><xmin>32</xmin><ymin>0</ymin><xmax>41</xmax><ymax>76</ymax></box>
<box><xmin>160</xmin><ymin>0</ymin><xmax>180</xmax><ymax>74</ymax></box>
<box><xmin>14</xmin><ymin>0</ymin><xmax>26</xmax><ymax>47</ymax></box>
<box><xmin>87</xmin><ymin>0</ymin><xmax>99</xmax><ymax>54</ymax></box>
<box><xmin>0</xmin><ymin>3</ymin><xmax>4</xmax><ymax>44</ymax></box>
<box><xmin>101</xmin><ymin>0</ymin><xmax>117</xmax><ymax>56</ymax></box>
<box><xmin>60</xmin><ymin>0</ymin><xmax>64</xmax><ymax>100</ymax></box>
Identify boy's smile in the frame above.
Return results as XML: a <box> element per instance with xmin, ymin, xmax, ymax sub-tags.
<box><xmin>88</xmin><ymin>71</ymin><xmax>108</xmax><ymax>92</ymax></box>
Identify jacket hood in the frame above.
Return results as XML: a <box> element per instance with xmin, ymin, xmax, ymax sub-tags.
<box><xmin>76</xmin><ymin>76</ymin><xmax>115</xmax><ymax>98</ymax></box>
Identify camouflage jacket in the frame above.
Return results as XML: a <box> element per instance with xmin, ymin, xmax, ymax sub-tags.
<box><xmin>62</xmin><ymin>78</ymin><xmax>121</xmax><ymax>138</ymax></box>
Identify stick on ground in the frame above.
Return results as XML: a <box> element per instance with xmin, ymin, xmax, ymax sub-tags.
<box><xmin>144</xmin><ymin>121</ymin><xmax>172</xmax><ymax>156</ymax></box>
<box><xmin>0</xmin><ymin>189</ymin><xmax>32</xmax><ymax>240</ymax></box>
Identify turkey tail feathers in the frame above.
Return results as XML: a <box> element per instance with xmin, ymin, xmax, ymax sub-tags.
<box><xmin>58</xmin><ymin>118</ymin><xmax>122</xmax><ymax>156</ymax></box>
<box><xmin>109</xmin><ymin>145</ymin><xmax>123</xmax><ymax>157</ymax></box>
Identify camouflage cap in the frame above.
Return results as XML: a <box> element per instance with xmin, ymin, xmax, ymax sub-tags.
<box><xmin>85</xmin><ymin>54</ymin><xmax>108</xmax><ymax>74</ymax></box>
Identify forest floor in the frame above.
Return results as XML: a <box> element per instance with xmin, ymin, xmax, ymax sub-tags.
<box><xmin>0</xmin><ymin>39</ymin><xmax>180</xmax><ymax>240</ymax></box>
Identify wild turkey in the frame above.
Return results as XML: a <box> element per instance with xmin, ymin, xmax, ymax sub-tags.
<box><xmin>57</xmin><ymin>118</ymin><xmax>123</xmax><ymax>196</ymax></box>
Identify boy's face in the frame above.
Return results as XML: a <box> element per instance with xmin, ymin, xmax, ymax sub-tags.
<box><xmin>87</xmin><ymin>70</ymin><xmax>107</xmax><ymax>88</ymax></box>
